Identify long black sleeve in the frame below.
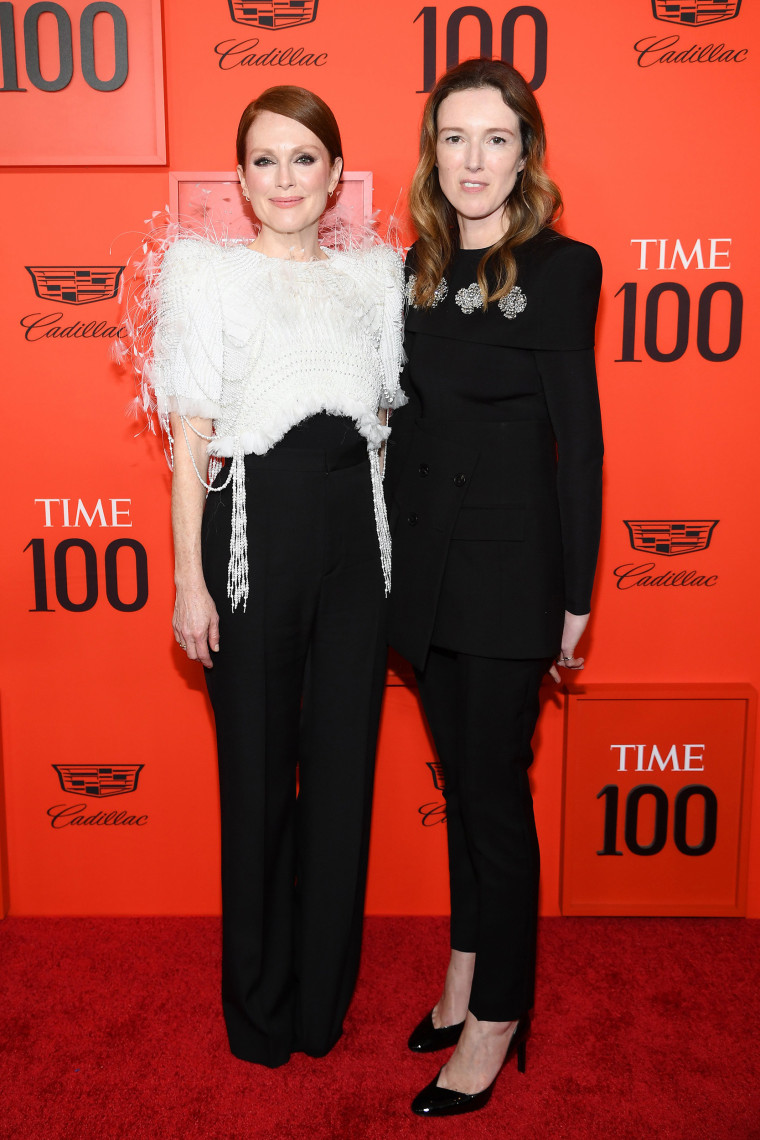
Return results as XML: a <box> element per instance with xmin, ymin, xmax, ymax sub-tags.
<box><xmin>535</xmin><ymin>347</ymin><xmax>603</xmax><ymax>613</ymax></box>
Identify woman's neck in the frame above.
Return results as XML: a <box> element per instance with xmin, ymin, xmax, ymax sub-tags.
<box><xmin>457</xmin><ymin>213</ymin><xmax>509</xmax><ymax>251</ymax></box>
<box><xmin>247</xmin><ymin>222</ymin><xmax>325</xmax><ymax>261</ymax></box>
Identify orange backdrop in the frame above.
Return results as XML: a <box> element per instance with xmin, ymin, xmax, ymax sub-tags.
<box><xmin>1</xmin><ymin>0</ymin><xmax>758</xmax><ymax>917</ymax></box>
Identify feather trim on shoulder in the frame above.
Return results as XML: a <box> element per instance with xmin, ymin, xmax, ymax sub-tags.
<box><xmin>113</xmin><ymin>210</ymin><xmax>242</xmax><ymax>463</ymax></box>
<box><xmin>114</xmin><ymin>204</ymin><xmax>407</xmax><ymax>467</ymax></box>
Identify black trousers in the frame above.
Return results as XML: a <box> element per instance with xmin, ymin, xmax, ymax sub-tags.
<box><xmin>415</xmin><ymin>648</ymin><xmax>550</xmax><ymax>1022</ymax></box>
<box><xmin>202</xmin><ymin>440</ymin><xmax>386</xmax><ymax>1067</ymax></box>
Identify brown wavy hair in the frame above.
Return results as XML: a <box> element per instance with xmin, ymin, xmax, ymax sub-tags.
<box><xmin>409</xmin><ymin>58</ymin><xmax>562</xmax><ymax>309</ymax></box>
<box><xmin>235</xmin><ymin>85</ymin><xmax>343</xmax><ymax>168</ymax></box>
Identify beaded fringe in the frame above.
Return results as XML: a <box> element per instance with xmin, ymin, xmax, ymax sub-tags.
<box><xmin>226</xmin><ymin>445</ymin><xmax>249</xmax><ymax>611</ymax></box>
<box><xmin>197</xmin><ymin>437</ymin><xmax>392</xmax><ymax>613</ymax></box>
<box><xmin>370</xmin><ymin>447</ymin><xmax>392</xmax><ymax>596</ymax></box>
<box><xmin>222</xmin><ymin>443</ymin><xmax>391</xmax><ymax>614</ymax></box>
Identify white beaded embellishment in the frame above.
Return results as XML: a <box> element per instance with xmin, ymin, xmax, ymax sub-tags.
<box><xmin>498</xmin><ymin>285</ymin><xmax>527</xmax><ymax>320</ymax></box>
<box><xmin>455</xmin><ymin>281</ymin><xmax>527</xmax><ymax>319</ymax></box>
<box><xmin>406</xmin><ymin>273</ymin><xmax>448</xmax><ymax>308</ymax></box>
<box><xmin>455</xmin><ymin>282</ymin><xmax>483</xmax><ymax>314</ymax></box>
<box><xmin>227</xmin><ymin>444</ymin><xmax>249</xmax><ymax>611</ymax></box>
<box><xmin>370</xmin><ymin>448</ymin><xmax>392</xmax><ymax>595</ymax></box>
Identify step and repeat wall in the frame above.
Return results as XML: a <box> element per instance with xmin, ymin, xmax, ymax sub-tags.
<box><xmin>1</xmin><ymin>0</ymin><xmax>758</xmax><ymax>917</ymax></box>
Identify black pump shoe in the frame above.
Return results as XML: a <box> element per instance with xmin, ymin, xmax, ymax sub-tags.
<box><xmin>408</xmin><ymin>1010</ymin><xmax>465</xmax><ymax>1053</ymax></box>
<box><xmin>410</xmin><ymin>1015</ymin><xmax>530</xmax><ymax>1117</ymax></box>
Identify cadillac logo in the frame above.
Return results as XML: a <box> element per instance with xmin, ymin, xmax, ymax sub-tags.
<box><xmin>426</xmin><ymin>760</ymin><xmax>445</xmax><ymax>791</ymax></box>
<box><xmin>651</xmin><ymin>1</ymin><xmax>741</xmax><ymax>25</ymax></box>
<box><xmin>26</xmin><ymin>266</ymin><xmax>124</xmax><ymax>306</ymax></box>
<box><xmin>624</xmin><ymin>520</ymin><xmax>719</xmax><ymax>557</ymax></box>
<box><xmin>420</xmin><ymin>760</ymin><xmax>446</xmax><ymax>826</ymax></box>
<box><xmin>228</xmin><ymin>0</ymin><xmax>319</xmax><ymax>30</ymax></box>
<box><xmin>53</xmin><ymin>764</ymin><xmax>144</xmax><ymax>798</ymax></box>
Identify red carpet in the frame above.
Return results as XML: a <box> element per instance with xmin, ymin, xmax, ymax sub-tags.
<box><xmin>1</xmin><ymin>916</ymin><xmax>759</xmax><ymax>1139</ymax></box>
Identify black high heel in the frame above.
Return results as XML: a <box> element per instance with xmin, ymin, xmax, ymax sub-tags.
<box><xmin>410</xmin><ymin>1015</ymin><xmax>530</xmax><ymax>1117</ymax></box>
<box><xmin>408</xmin><ymin>1009</ymin><xmax>465</xmax><ymax>1053</ymax></box>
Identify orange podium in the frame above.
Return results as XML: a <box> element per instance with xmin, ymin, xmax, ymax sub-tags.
<box><xmin>561</xmin><ymin>684</ymin><xmax>756</xmax><ymax>916</ymax></box>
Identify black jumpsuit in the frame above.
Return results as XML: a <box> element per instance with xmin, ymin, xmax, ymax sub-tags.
<box><xmin>204</xmin><ymin>413</ymin><xmax>387</xmax><ymax>1066</ymax></box>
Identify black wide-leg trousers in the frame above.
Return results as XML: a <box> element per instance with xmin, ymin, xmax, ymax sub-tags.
<box><xmin>415</xmin><ymin>648</ymin><xmax>550</xmax><ymax>1022</ymax></box>
<box><xmin>202</xmin><ymin>443</ymin><xmax>386</xmax><ymax>1067</ymax></box>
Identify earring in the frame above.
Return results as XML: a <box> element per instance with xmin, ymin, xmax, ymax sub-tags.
<box><xmin>242</xmin><ymin>189</ymin><xmax>250</xmax><ymax>202</ymax></box>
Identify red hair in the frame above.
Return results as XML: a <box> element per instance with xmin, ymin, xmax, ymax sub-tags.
<box><xmin>235</xmin><ymin>85</ymin><xmax>343</xmax><ymax>168</ymax></box>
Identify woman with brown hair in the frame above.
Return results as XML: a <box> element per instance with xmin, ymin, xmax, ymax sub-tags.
<box><xmin>386</xmin><ymin>58</ymin><xmax>603</xmax><ymax>1115</ymax></box>
<box><xmin>148</xmin><ymin>86</ymin><xmax>405</xmax><ymax>1068</ymax></box>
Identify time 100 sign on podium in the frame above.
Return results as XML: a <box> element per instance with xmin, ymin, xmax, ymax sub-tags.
<box><xmin>561</xmin><ymin>684</ymin><xmax>755</xmax><ymax>916</ymax></box>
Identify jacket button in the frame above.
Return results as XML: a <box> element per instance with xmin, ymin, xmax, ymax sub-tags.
<box><xmin>453</xmin><ymin>472</ymin><xmax>467</xmax><ymax>487</ymax></box>
<box><xmin>407</xmin><ymin>513</ymin><xmax>419</xmax><ymax>527</ymax></box>
<box><xmin>418</xmin><ymin>462</ymin><xmax>430</xmax><ymax>477</ymax></box>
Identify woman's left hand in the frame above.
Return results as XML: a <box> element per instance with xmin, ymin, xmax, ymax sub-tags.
<box><xmin>549</xmin><ymin>611</ymin><xmax>590</xmax><ymax>682</ymax></box>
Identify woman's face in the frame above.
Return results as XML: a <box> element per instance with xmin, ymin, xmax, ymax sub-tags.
<box><xmin>435</xmin><ymin>86</ymin><xmax>525</xmax><ymax>245</ymax></box>
<box><xmin>237</xmin><ymin>110</ymin><xmax>342</xmax><ymax>239</ymax></box>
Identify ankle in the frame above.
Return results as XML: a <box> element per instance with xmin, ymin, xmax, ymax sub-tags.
<box><xmin>434</xmin><ymin>997</ymin><xmax>467</xmax><ymax>1028</ymax></box>
<box><xmin>464</xmin><ymin>1015</ymin><xmax>516</xmax><ymax>1040</ymax></box>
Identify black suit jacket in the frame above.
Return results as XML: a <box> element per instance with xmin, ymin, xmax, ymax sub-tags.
<box><xmin>386</xmin><ymin>229</ymin><xmax>603</xmax><ymax>670</ymax></box>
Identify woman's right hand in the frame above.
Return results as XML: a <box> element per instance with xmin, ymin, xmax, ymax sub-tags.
<box><xmin>173</xmin><ymin>581</ymin><xmax>220</xmax><ymax>668</ymax></box>
<box><xmin>549</xmin><ymin>610</ymin><xmax>589</xmax><ymax>683</ymax></box>
<box><xmin>168</xmin><ymin>413</ymin><xmax>217</xmax><ymax>667</ymax></box>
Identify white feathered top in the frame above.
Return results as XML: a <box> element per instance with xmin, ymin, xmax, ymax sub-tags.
<box><xmin>150</xmin><ymin>237</ymin><xmax>406</xmax><ymax>610</ymax></box>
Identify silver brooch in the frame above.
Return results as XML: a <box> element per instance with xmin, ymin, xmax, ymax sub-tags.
<box><xmin>498</xmin><ymin>285</ymin><xmax>527</xmax><ymax>320</ymax></box>
<box><xmin>455</xmin><ymin>282</ymin><xmax>483</xmax><ymax>314</ymax></box>
<box><xmin>455</xmin><ymin>281</ymin><xmax>527</xmax><ymax>319</ymax></box>
<box><xmin>406</xmin><ymin>273</ymin><xmax>448</xmax><ymax>308</ymax></box>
